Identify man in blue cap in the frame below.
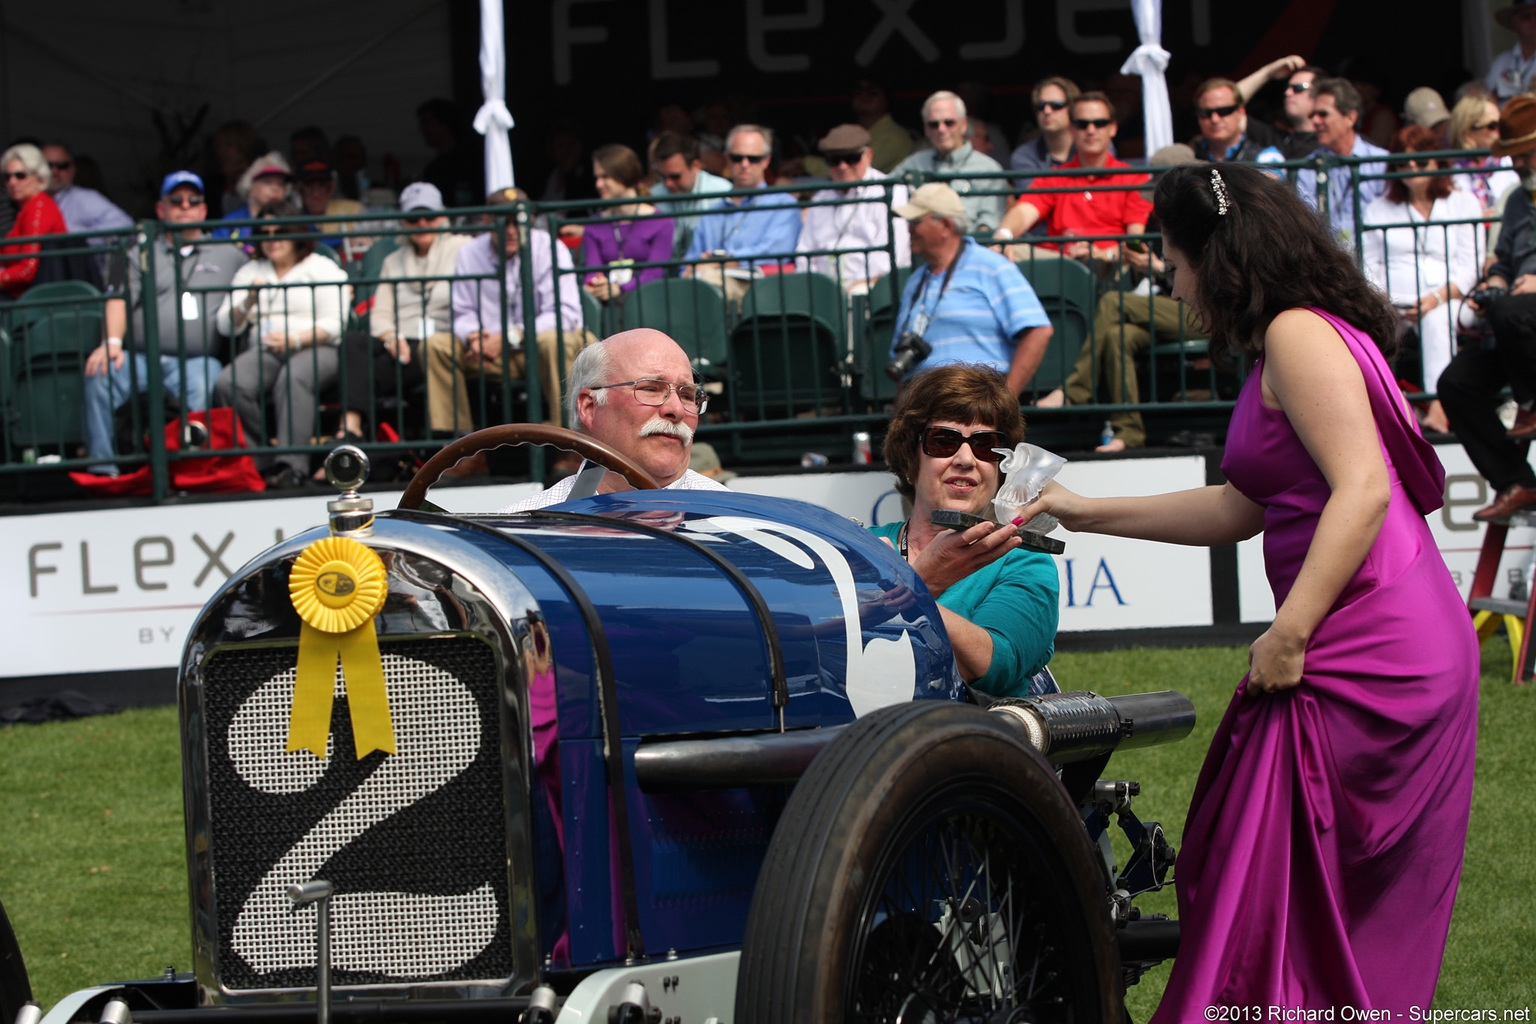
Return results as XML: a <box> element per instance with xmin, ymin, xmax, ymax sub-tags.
<box><xmin>83</xmin><ymin>170</ymin><xmax>249</xmax><ymax>470</ymax></box>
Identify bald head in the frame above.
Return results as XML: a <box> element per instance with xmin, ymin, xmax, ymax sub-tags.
<box><xmin>568</xmin><ymin>329</ymin><xmax>700</xmax><ymax>486</ymax></box>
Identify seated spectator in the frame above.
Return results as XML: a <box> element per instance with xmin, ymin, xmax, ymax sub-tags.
<box><xmin>1487</xmin><ymin>0</ymin><xmax>1536</xmax><ymax>100</ymax></box>
<box><xmin>794</xmin><ymin>124</ymin><xmax>910</xmax><ymax>292</ymax></box>
<box><xmin>1402</xmin><ymin>87</ymin><xmax>1452</xmax><ymax>145</ymax></box>
<box><xmin>851</xmin><ymin>79</ymin><xmax>913</xmax><ymax>173</ymax></box>
<box><xmin>1035</xmin><ymin>145</ymin><xmax>1201</xmax><ymax>451</ymax></box>
<box><xmin>331</xmin><ymin>182</ymin><xmax>468</xmax><ymax>450</ymax></box>
<box><xmin>425</xmin><ymin>187</ymin><xmax>597</xmax><ymax>434</ymax></box>
<box><xmin>1440</xmin><ymin>95</ymin><xmax>1536</xmax><ymax>520</ymax></box>
<box><xmin>1010</xmin><ymin>76</ymin><xmax>1079</xmax><ymax>183</ymax></box>
<box><xmin>1188</xmin><ymin>79</ymin><xmax>1286</xmax><ymax>163</ymax></box>
<box><xmin>0</xmin><ymin>143</ymin><xmax>67</xmax><ymax>299</ymax></box>
<box><xmin>83</xmin><ymin>172</ymin><xmax>245</xmax><ymax>468</ymax></box>
<box><xmin>893</xmin><ymin>91</ymin><xmax>1007</xmax><ymax>231</ymax></box>
<box><xmin>649</xmin><ymin>131</ymin><xmax>731</xmax><ymax>260</ymax></box>
<box><xmin>214</xmin><ymin>152</ymin><xmax>293</xmax><ymax>242</ymax></box>
<box><xmin>889</xmin><ymin>184</ymin><xmax>1053</xmax><ymax>396</ymax></box>
<box><xmin>682</xmin><ymin>124</ymin><xmax>801</xmax><ymax>303</ymax></box>
<box><xmin>582</xmin><ymin>144</ymin><xmax>674</xmax><ymax>304</ymax></box>
<box><xmin>295</xmin><ymin>160</ymin><xmax>366</xmax><ymax>256</ymax></box>
<box><xmin>1362</xmin><ymin>126</ymin><xmax>1481</xmax><ymax>434</ymax></box>
<box><xmin>1294</xmin><ymin>78</ymin><xmax>1388</xmax><ymax>245</ymax></box>
<box><xmin>212</xmin><ymin>200</ymin><xmax>350</xmax><ymax>489</ymax></box>
<box><xmin>42</xmin><ymin>141</ymin><xmax>132</xmax><ymax>245</ymax></box>
<box><xmin>996</xmin><ymin>92</ymin><xmax>1151</xmax><ymax>268</ymax></box>
<box><xmin>1273</xmin><ymin>63</ymin><xmax>1324</xmax><ymax>156</ymax></box>
<box><xmin>956</xmin><ymin>81</ymin><xmax>1012</xmax><ymax>163</ymax></box>
<box><xmin>1448</xmin><ymin>93</ymin><xmax>1519</xmax><ymax>215</ymax></box>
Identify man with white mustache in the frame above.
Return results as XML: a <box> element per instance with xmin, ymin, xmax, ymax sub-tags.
<box><xmin>499</xmin><ymin>329</ymin><xmax>729</xmax><ymax>510</ymax></box>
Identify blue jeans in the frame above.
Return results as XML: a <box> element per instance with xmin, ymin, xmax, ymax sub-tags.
<box><xmin>84</xmin><ymin>353</ymin><xmax>223</xmax><ymax>460</ymax></box>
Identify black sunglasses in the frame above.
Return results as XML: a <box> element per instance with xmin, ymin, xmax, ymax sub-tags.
<box><xmin>4</xmin><ymin>171</ymin><xmax>30</xmax><ymax>181</ymax></box>
<box><xmin>1198</xmin><ymin>104</ymin><xmax>1240</xmax><ymax>119</ymax></box>
<box><xmin>919</xmin><ymin>426</ymin><xmax>1009</xmax><ymax>462</ymax></box>
<box><xmin>1035</xmin><ymin>99</ymin><xmax>1068</xmax><ymax>111</ymax></box>
<box><xmin>926</xmin><ymin>118</ymin><xmax>959</xmax><ymax>129</ymax></box>
<box><xmin>1399</xmin><ymin>158</ymin><xmax>1437</xmax><ymax>170</ymax></box>
<box><xmin>1472</xmin><ymin>120</ymin><xmax>1499</xmax><ymax>132</ymax></box>
<box><xmin>1286</xmin><ymin>82</ymin><xmax>1312</xmax><ymax>94</ymax></box>
<box><xmin>727</xmin><ymin>152</ymin><xmax>768</xmax><ymax>164</ymax></box>
<box><xmin>48</xmin><ymin>160</ymin><xmax>73</xmax><ymax>171</ymax></box>
<box><xmin>163</xmin><ymin>194</ymin><xmax>205</xmax><ymax>208</ymax></box>
<box><xmin>824</xmin><ymin>152</ymin><xmax>863</xmax><ymax>167</ymax></box>
<box><xmin>1072</xmin><ymin>118</ymin><xmax>1113</xmax><ymax>130</ymax></box>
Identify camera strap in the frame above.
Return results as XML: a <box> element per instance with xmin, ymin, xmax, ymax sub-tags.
<box><xmin>904</xmin><ymin>252</ymin><xmax>961</xmax><ymax>338</ymax></box>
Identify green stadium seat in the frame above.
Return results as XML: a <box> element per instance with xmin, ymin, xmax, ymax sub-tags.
<box><xmin>620</xmin><ymin>277</ymin><xmax>730</xmax><ymax>377</ymax></box>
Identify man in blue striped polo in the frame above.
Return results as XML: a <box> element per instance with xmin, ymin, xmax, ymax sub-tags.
<box><xmin>889</xmin><ymin>183</ymin><xmax>1053</xmax><ymax>396</ymax></box>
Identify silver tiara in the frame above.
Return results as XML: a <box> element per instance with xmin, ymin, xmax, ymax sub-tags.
<box><xmin>1210</xmin><ymin>168</ymin><xmax>1230</xmax><ymax>216</ymax></box>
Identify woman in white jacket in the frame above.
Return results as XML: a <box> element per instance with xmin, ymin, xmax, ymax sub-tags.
<box><xmin>214</xmin><ymin>199</ymin><xmax>350</xmax><ymax>488</ymax></box>
<box><xmin>1362</xmin><ymin>125</ymin><xmax>1482</xmax><ymax>434</ymax></box>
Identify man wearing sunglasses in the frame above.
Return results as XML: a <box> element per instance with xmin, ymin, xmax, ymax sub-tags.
<box><xmin>40</xmin><ymin>141</ymin><xmax>131</xmax><ymax>248</ymax></box>
<box><xmin>682</xmin><ymin>124</ymin><xmax>801</xmax><ymax>304</ymax></box>
<box><xmin>1009</xmin><ymin>77</ymin><xmax>1080</xmax><ymax>187</ymax></box>
<box><xmin>82</xmin><ymin>171</ymin><xmax>248</xmax><ymax>471</ymax></box>
<box><xmin>892</xmin><ymin>91</ymin><xmax>1007</xmax><ymax>231</ymax></box>
<box><xmin>794</xmin><ymin>124</ymin><xmax>910</xmax><ymax>293</ymax></box>
<box><xmin>1189</xmin><ymin>79</ymin><xmax>1285</xmax><ymax>164</ymax></box>
<box><xmin>649</xmin><ymin>131</ymin><xmax>731</xmax><ymax>261</ymax></box>
<box><xmin>498</xmin><ymin>328</ymin><xmax>729</xmax><ymax>510</ymax></box>
<box><xmin>1293</xmin><ymin>78</ymin><xmax>1388</xmax><ymax>244</ymax></box>
<box><xmin>996</xmin><ymin>92</ymin><xmax>1150</xmax><ymax>264</ymax></box>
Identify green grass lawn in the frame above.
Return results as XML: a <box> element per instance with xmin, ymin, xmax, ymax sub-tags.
<box><xmin>3</xmin><ymin>642</ymin><xmax>1534</xmax><ymax>1015</ymax></box>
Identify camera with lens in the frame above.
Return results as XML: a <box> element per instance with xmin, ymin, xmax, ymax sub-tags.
<box><xmin>1469</xmin><ymin>285</ymin><xmax>1508</xmax><ymax>309</ymax></box>
<box><xmin>885</xmin><ymin>332</ymin><xmax>932</xmax><ymax>381</ymax></box>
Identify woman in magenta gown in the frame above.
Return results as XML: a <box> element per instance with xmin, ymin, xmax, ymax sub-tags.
<box><xmin>1035</xmin><ymin>164</ymin><xmax>1479</xmax><ymax>1016</ymax></box>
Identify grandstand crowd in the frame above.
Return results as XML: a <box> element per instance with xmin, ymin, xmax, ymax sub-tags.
<box><xmin>4</xmin><ymin>26</ymin><xmax>1536</xmax><ymax>503</ymax></box>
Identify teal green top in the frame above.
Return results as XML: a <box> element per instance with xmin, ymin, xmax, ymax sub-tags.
<box><xmin>869</xmin><ymin>521</ymin><xmax>1059</xmax><ymax>697</ymax></box>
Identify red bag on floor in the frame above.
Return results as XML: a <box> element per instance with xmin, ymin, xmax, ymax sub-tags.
<box><xmin>70</xmin><ymin>408</ymin><xmax>267</xmax><ymax>495</ymax></box>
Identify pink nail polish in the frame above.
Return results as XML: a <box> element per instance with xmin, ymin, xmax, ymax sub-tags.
<box><xmin>1011</xmin><ymin>516</ymin><xmax>1024</xmax><ymax>525</ymax></box>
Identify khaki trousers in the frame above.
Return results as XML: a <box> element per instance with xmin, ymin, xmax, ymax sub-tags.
<box><xmin>1063</xmin><ymin>291</ymin><xmax>1195</xmax><ymax>448</ymax></box>
<box><xmin>691</xmin><ymin>263</ymin><xmax>751</xmax><ymax>305</ymax></box>
<box><xmin>424</xmin><ymin>329</ymin><xmax>596</xmax><ymax>432</ymax></box>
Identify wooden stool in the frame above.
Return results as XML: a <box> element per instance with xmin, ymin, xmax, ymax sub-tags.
<box><xmin>1467</xmin><ymin>509</ymin><xmax>1536</xmax><ymax>685</ymax></box>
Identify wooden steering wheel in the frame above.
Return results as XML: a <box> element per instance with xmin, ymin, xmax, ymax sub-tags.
<box><xmin>398</xmin><ymin>423</ymin><xmax>661</xmax><ymax>511</ymax></box>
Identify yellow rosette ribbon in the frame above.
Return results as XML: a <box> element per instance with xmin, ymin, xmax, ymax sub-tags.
<box><xmin>286</xmin><ymin>536</ymin><xmax>395</xmax><ymax>759</ymax></box>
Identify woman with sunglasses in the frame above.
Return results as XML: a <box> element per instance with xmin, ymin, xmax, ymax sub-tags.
<box><xmin>1033</xmin><ymin>164</ymin><xmax>1477</xmax><ymax>1018</ymax></box>
<box><xmin>871</xmin><ymin>364</ymin><xmax>1059</xmax><ymax>697</ymax></box>
<box><xmin>1362</xmin><ymin>125</ymin><xmax>1482</xmax><ymax>434</ymax></box>
<box><xmin>1447</xmin><ymin>94</ymin><xmax>1519</xmax><ymax>215</ymax></box>
<box><xmin>581</xmin><ymin>144</ymin><xmax>673</xmax><ymax>304</ymax></box>
<box><xmin>0</xmin><ymin>143</ymin><xmax>67</xmax><ymax>299</ymax></box>
<box><xmin>213</xmin><ymin>199</ymin><xmax>350</xmax><ymax>489</ymax></box>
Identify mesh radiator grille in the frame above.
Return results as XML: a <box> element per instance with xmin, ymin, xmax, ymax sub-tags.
<box><xmin>202</xmin><ymin>637</ymin><xmax>514</xmax><ymax>991</ymax></box>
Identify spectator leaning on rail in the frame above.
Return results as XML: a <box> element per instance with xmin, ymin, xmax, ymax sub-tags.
<box><xmin>995</xmin><ymin>91</ymin><xmax>1152</xmax><ymax>268</ymax></box>
<box><xmin>41</xmin><ymin>141</ymin><xmax>131</xmax><ymax>245</ymax></box>
<box><xmin>794</xmin><ymin>124</ymin><xmax>910</xmax><ymax>293</ymax></box>
<box><xmin>330</xmin><ymin>182</ymin><xmax>469</xmax><ymax>449</ymax></box>
<box><xmin>1487</xmin><ymin>0</ymin><xmax>1536</xmax><ymax>100</ymax></box>
<box><xmin>84</xmin><ymin>171</ymin><xmax>247</xmax><ymax>470</ymax></box>
<box><xmin>1294</xmin><ymin>78</ymin><xmax>1389</xmax><ymax>245</ymax></box>
<box><xmin>892</xmin><ymin>91</ymin><xmax>1007</xmax><ymax>232</ymax></box>
<box><xmin>0</xmin><ymin>143</ymin><xmax>67</xmax><ymax>299</ymax></box>
<box><xmin>1440</xmin><ymin>95</ymin><xmax>1536</xmax><ymax>521</ymax></box>
<box><xmin>889</xmin><ymin>183</ymin><xmax>1053</xmax><ymax>396</ymax></box>
<box><xmin>682</xmin><ymin>124</ymin><xmax>802</xmax><ymax>304</ymax></box>
<box><xmin>427</xmin><ymin>187</ymin><xmax>597</xmax><ymax>434</ymax></box>
<box><xmin>497</xmin><ymin>328</ymin><xmax>729</xmax><ymax>511</ymax></box>
<box><xmin>648</xmin><ymin>131</ymin><xmax>732</xmax><ymax>261</ymax></box>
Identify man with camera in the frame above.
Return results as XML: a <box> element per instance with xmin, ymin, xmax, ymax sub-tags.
<box><xmin>1440</xmin><ymin>94</ymin><xmax>1536</xmax><ymax>521</ymax></box>
<box><xmin>887</xmin><ymin>183</ymin><xmax>1053</xmax><ymax>396</ymax></box>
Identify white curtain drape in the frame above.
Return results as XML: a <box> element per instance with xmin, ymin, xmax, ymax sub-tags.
<box><xmin>1120</xmin><ymin>0</ymin><xmax>1173</xmax><ymax>157</ymax></box>
<box><xmin>473</xmin><ymin>0</ymin><xmax>515</xmax><ymax>191</ymax></box>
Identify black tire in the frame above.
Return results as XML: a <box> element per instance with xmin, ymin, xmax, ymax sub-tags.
<box><xmin>0</xmin><ymin>898</ymin><xmax>32</xmax><ymax>1024</ymax></box>
<box><xmin>735</xmin><ymin>701</ymin><xmax>1121</xmax><ymax>1024</ymax></box>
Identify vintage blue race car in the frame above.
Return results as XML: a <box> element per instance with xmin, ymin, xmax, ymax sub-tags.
<box><xmin>3</xmin><ymin>428</ymin><xmax>1192</xmax><ymax>1024</ymax></box>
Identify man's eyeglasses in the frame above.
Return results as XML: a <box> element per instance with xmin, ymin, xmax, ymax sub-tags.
<box><xmin>919</xmin><ymin>426</ymin><xmax>1009</xmax><ymax>462</ymax></box>
<box><xmin>4</xmin><ymin>171</ymin><xmax>31</xmax><ymax>181</ymax></box>
<box><xmin>1072</xmin><ymin>118</ymin><xmax>1113</xmax><ymax>130</ymax></box>
<box><xmin>1034</xmin><ymin>99</ymin><xmax>1068</xmax><ymax>112</ymax></box>
<box><xmin>48</xmin><ymin>160</ymin><xmax>72</xmax><ymax>171</ymax></box>
<box><xmin>589</xmin><ymin>378</ymin><xmax>708</xmax><ymax>413</ymax></box>
<box><xmin>1197</xmin><ymin>104</ymin><xmax>1240</xmax><ymax>120</ymax></box>
<box><xmin>1286</xmin><ymin>81</ymin><xmax>1313</xmax><ymax>94</ymax></box>
<box><xmin>926</xmin><ymin>118</ymin><xmax>959</xmax><ymax>130</ymax></box>
<box><xmin>163</xmin><ymin>195</ymin><xmax>205</xmax><ymax>208</ymax></box>
<box><xmin>727</xmin><ymin>152</ymin><xmax>768</xmax><ymax>164</ymax></box>
<box><xmin>825</xmin><ymin>152</ymin><xmax>863</xmax><ymax>167</ymax></box>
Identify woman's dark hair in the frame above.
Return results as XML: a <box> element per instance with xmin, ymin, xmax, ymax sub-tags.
<box><xmin>882</xmin><ymin>364</ymin><xmax>1025</xmax><ymax>502</ymax></box>
<box><xmin>1385</xmin><ymin>125</ymin><xmax>1453</xmax><ymax>203</ymax></box>
<box><xmin>254</xmin><ymin>198</ymin><xmax>317</xmax><ymax>261</ymax></box>
<box><xmin>1153</xmin><ymin>163</ymin><xmax>1400</xmax><ymax>366</ymax></box>
<box><xmin>592</xmin><ymin>143</ymin><xmax>647</xmax><ymax>193</ymax></box>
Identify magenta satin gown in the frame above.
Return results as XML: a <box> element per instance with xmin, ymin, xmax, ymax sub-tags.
<box><xmin>1150</xmin><ymin>308</ymin><xmax>1479</xmax><ymax>1020</ymax></box>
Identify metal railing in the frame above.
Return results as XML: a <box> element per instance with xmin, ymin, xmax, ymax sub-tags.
<box><xmin>0</xmin><ymin>149</ymin><xmax>1504</xmax><ymax>500</ymax></box>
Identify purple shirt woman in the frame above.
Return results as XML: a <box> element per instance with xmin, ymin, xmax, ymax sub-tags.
<box><xmin>581</xmin><ymin>143</ymin><xmax>675</xmax><ymax>300</ymax></box>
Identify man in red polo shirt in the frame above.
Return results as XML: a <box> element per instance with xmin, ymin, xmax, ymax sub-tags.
<box><xmin>996</xmin><ymin>91</ymin><xmax>1150</xmax><ymax>264</ymax></box>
